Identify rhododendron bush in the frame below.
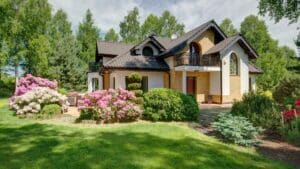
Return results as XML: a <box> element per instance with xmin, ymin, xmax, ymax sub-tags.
<box><xmin>78</xmin><ymin>88</ymin><xmax>142</xmax><ymax>122</ymax></box>
<box><xmin>10</xmin><ymin>74</ymin><xmax>58</xmax><ymax>104</ymax></box>
<box><xmin>11</xmin><ymin>87</ymin><xmax>68</xmax><ymax>115</ymax></box>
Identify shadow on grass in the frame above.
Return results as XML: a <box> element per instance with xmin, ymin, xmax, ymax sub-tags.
<box><xmin>0</xmin><ymin>123</ymin><xmax>292</xmax><ymax>169</ymax></box>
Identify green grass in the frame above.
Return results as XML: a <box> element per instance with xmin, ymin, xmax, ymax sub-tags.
<box><xmin>0</xmin><ymin>98</ymin><xmax>293</xmax><ymax>169</ymax></box>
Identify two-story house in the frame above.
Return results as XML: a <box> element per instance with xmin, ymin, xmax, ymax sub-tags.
<box><xmin>88</xmin><ymin>20</ymin><xmax>262</xmax><ymax>104</ymax></box>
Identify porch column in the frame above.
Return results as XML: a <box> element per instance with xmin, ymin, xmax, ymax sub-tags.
<box><xmin>182</xmin><ymin>71</ymin><xmax>186</xmax><ymax>94</ymax></box>
<box><xmin>88</xmin><ymin>74</ymin><xmax>92</xmax><ymax>92</ymax></box>
<box><xmin>103</xmin><ymin>72</ymin><xmax>110</xmax><ymax>90</ymax></box>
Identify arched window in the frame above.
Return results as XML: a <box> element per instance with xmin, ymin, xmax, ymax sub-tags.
<box><xmin>189</xmin><ymin>42</ymin><xmax>200</xmax><ymax>65</ymax></box>
<box><xmin>142</xmin><ymin>46</ymin><xmax>154</xmax><ymax>56</ymax></box>
<box><xmin>230</xmin><ymin>53</ymin><xmax>239</xmax><ymax>75</ymax></box>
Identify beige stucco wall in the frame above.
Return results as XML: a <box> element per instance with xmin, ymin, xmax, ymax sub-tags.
<box><xmin>196</xmin><ymin>30</ymin><xmax>215</xmax><ymax>54</ymax></box>
<box><xmin>221</xmin><ymin>43</ymin><xmax>249</xmax><ymax>102</ymax></box>
<box><xmin>109</xmin><ymin>70</ymin><xmax>165</xmax><ymax>90</ymax></box>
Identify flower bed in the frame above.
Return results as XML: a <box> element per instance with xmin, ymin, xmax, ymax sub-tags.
<box><xmin>78</xmin><ymin>88</ymin><xmax>142</xmax><ymax>123</ymax></box>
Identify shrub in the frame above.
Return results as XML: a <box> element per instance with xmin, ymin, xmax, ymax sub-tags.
<box><xmin>11</xmin><ymin>87</ymin><xmax>68</xmax><ymax>115</ymax></box>
<box><xmin>127</xmin><ymin>72</ymin><xmax>143</xmax><ymax>104</ymax></box>
<box><xmin>281</xmin><ymin>118</ymin><xmax>300</xmax><ymax>146</ymax></box>
<box><xmin>0</xmin><ymin>75</ymin><xmax>15</xmax><ymax>97</ymax></box>
<box><xmin>58</xmin><ymin>88</ymin><xmax>68</xmax><ymax>95</ymax></box>
<box><xmin>78</xmin><ymin>88</ymin><xmax>142</xmax><ymax>123</ymax></box>
<box><xmin>273</xmin><ymin>74</ymin><xmax>300</xmax><ymax>107</ymax></box>
<box><xmin>212</xmin><ymin>113</ymin><xmax>263</xmax><ymax>146</ymax></box>
<box><xmin>231</xmin><ymin>92</ymin><xmax>280</xmax><ymax>129</ymax></box>
<box><xmin>143</xmin><ymin>88</ymin><xmax>199</xmax><ymax>121</ymax></box>
<box><xmin>10</xmin><ymin>74</ymin><xmax>58</xmax><ymax>104</ymax></box>
<box><xmin>37</xmin><ymin>104</ymin><xmax>61</xmax><ymax>119</ymax></box>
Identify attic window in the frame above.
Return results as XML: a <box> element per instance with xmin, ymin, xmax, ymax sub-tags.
<box><xmin>142</xmin><ymin>46</ymin><xmax>154</xmax><ymax>56</ymax></box>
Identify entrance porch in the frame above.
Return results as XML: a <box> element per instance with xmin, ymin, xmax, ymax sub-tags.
<box><xmin>172</xmin><ymin>65</ymin><xmax>222</xmax><ymax>104</ymax></box>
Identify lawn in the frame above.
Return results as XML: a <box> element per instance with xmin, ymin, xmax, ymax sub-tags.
<box><xmin>0</xmin><ymin>98</ymin><xmax>294</xmax><ymax>169</ymax></box>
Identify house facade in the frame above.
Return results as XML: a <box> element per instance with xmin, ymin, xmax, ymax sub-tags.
<box><xmin>88</xmin><ymin>20</ymin><xmax>262</xmax><ymax>104</ymax></box>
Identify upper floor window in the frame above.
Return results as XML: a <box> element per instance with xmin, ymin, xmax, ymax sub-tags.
<box><xmin>142</xmin><ymin>46</ymin><xmax>154</xmax><ymax>56</ymax></box>
<box><xmin>230</xmin><ymin>53</ymin><xmax>239</xmax><ymax>75</ymax></box>
<box><xmin>189</xmin><ymin>42</ymin><xmax>200</xmax><ymax>65</ymax></box>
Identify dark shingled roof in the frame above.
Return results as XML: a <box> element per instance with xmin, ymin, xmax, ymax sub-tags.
<box><xmin>103</xmin><ymin>51</ymin><xmax>169</xmax><ymax>70</ymax></box>
<box><xmin>96</xmin><ymin>41</ymin><xmax>133</xmax><ymax>56</ymax></box>
<box><xmin>249</xmin><ymin>64</ymin><xmax>263</xmax><ymax>74</ymax></box>
<box><xmin>203</xmin><ymin>34</ymin><xmax>258</xmax><ymax>59</ymax></box>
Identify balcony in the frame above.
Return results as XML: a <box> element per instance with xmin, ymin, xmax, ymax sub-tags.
<box><xmin>175</xmin><ymin>53</ymin><xmax>220</xmax><ymax>67</ymax></box>
<box><xmin>89</xmin><ymin>62</ymin><xmax>101</xmax><ymax>72</ymax></box>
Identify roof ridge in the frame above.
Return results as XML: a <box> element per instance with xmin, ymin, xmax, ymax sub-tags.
<box><xmin>97</xmin><ymin>40</ymin><xmax>134</xmax><ymax>46</ymax></box>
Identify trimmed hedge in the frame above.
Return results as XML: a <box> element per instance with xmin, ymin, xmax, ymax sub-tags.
<box><xmin>231</xmin><ymin>92</ymin><xmax>280</xmax><ymax>129</ymax></box>
<box><xmin>37</xmin><ymin>104</ymin><xmax>61</xmax><ymax>119</ymax></box>
<box><xmin>143</xmin><ymin>88</ymin><xmax>199</xmax><ymax>121</ymax></box>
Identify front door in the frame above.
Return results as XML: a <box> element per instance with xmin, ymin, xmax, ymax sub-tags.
<box><xmin>186</xmin><ymin>77</ymin><xmax>196</xmax><ymax>95</ymax></box>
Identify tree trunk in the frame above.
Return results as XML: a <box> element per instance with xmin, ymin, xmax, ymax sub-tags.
<box><xmin>15</xmin><ymin>64</ymin><xmax>19</xmax><ymax>87</ymax></box>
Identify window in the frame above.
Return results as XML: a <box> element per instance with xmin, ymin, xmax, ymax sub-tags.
<box><xmin>189</xmin><ymin>42</ymin><xmax>200</xmax><ymax>65</ymax></box>
<box><xmin>230</xmin><ymin>53</ymin><xmax>239</xmax><ymax>75</ymax></box>
<box><xmin>142</xmin><ymin>46</ymin><xmax>154</xmax><ymax>56</ymax></box>
<box><xmin>92</xmin><ymin>78</ymin><xmax>99</xmax><ymax>91</ymax></box>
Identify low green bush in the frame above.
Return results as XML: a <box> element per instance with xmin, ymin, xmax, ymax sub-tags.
<box><xmin>281</xmin><ymin>118</ymin><xmax>300</xmax><ymax>146</ymax></box>
<box><xmin>38</xmin><ymin>104</ymin><xmax>61</xmax><ymax>119</ymax></box>
<box><xmin>273</xmin><ymin>74</ymin><xmax>300</xmax><ymax>107</ymax></box>
<box><xmin>127</xmin><ymin>83</ymin><xmax>142</xmax><ymax>90</ymax></box>
<box><xmin>143</xmin><ymin>88</ymin><xmax>199</xmax><ymax>121</ymax></box>
<box><xmin>58</xmin><ymin>88</ymin><xmax>68</xmax><ymax>95</ymax></box>
<box><xmin>77</xmin><ymin>108</ymin><xmax>99</xmax><ymax>121</ymax></box>
<box><xmin>231</xmin><ymin>92</ymin><xmax>280</xmax><ymax>129</ymax></box>
<box><xmin>127</xmin><ymin>72</ymin><xmax>143</xmax><ymax>105</ymax></box>
<box><xmin>212</xmin><ymin>113</ymin><xmax>263</xmax><ymax>146</ymax></box>
<box><xmin>0</xmin><ymin>76</ymin><xmax>15</xmax><ymax>97</ymax></box>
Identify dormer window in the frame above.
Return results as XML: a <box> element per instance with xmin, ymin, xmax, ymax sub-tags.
<box><xmin>142</xmin><ymin>46</ymin><xmax>154</xmax><ymax>56</ymax></box>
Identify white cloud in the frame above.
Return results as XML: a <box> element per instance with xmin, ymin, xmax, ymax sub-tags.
<box><xmin>48</xmin><ymin>0</ymin><xmax>299</xmax><ymax>52</ymax></box>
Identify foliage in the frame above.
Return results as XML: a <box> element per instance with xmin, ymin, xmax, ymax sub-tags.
<box><xmin>11</xmin><ymin>87</ymin><xmax>68</xmax><ymax>115</ymax></box>
<box><xmin>39</xmin><ymin>103</ymin><xmax>61</xmax><ymax>118</ymax></box>
<box><xmin>281</xmin><ymin>118</ymin><xmax>300</xmax><ymax>146</ymax></box>
<box><xmin>219</xmin><ymin>18</ymin><xmax>238</xmax><ymax>36</ymax></box>
<box><xmin>104</xmin><ymin>28</ymin><xmax>119</xmax><ymax>42</ymax></box>
<box><xmin>231</xmin><ymin>92</ymin><xmax>281</xmax><ymax>129</ymax></box>
<box><xmin>258</xmin><ymin>0</ymin><xmax>299</xmax><ymax>23</ymax></box>
<box><xmin>212</xmin><ymin>113</ymin><xmax>263</xmax><ymax>146</ymax></box>
<box><xmin>0</xmin><ymin>75</ymin><xmax>15</xmax><ymax>97</ymax></box>
<box><xmin>126</xmin><ymin>72</ymin><xmax>143</xmax><ymax>103</ymax></box>
<box><xmin>119</xmin><ymin>7</ymin><xmax>141</xmax><ymax>44</ymax></box>
<box><xmin>273</xmin><ymin>74</ymin><xmax>300</xmax><ymax>106</ymax></box>
<box><xmin>77</xmin><ymin>9</ymin><xmax>100</xmax><ymax>62</ymax></box>
<box><xmin>58</xmin><ymin>88</ymin><xmax>68</xmax><ymax>95</ymax></box>
<box><xmin>78</xmin><ymin>88</ymin><xmax>142</xmax><ymax>122</ymax></box>
<box><xmin>120</xmin><ymin>7</ymin><xmax>184</xmax><ymax>43</ymax></box>
<box><xmin>143</xmin><ymin>88</ymin><xmax>199</xmax><ymax>121</ymax></box>
<box><xmin>240</xmin><ymin>15</ymin><xmax>288</xmax><ymax>90</ymax></box>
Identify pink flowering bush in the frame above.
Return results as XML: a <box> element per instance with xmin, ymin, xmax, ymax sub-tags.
<box><xmin>78</xmin><ymin>88</ymin><xmax>142</xmax><ymax>123</ymax></box>
<box><xmin>10</xmin><ymin>74</ymin><xmax>58</xmax><ymax>105</ymax></box>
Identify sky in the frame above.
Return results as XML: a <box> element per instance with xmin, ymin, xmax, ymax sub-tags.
<box><xmin>48</xmin><ymin>0</ymin><xmax>299</xmax><ymax>53</ymax></box>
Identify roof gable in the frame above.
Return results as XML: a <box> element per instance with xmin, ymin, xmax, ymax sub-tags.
<box><xmin>204</xmin><ymin>34</ymin><xmax>258</xmax><ymax>59</ymax></box>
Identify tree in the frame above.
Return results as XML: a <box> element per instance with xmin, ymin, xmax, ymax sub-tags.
<box><xmin>48</xmin><ymin>35</ymin><xmax>86</xmax><ymax>91</ymax></box>
<box><xmin>258</xmin><ymin>0</ymin><xmax>299</xmax><ymax>23</ymax></box>
<box><xmin>158</xmin><ymin>11</ymin><xmax>184</xmax><ymax>38</ymax></box>
<box><xmin>240</xmin><ymin>15</ymin><xmax>288</xmax><ymax>90</ymax></box>
<box><xmin>140</xmin><ymin>14</ymin><xmax>160</xmax><ymax>39</ymax></box>
<box><xmin>27</xmin><ymin>35</ymin><xmax>51</xmax><ymax>76</ymax></box>
<box><xmin>296</xmin><ymin>31</ymin><xmax>300</xmax><ymax>56</ymax></box>
<box><xmin>77</xmin><ymin>9</ymin><xmax>100</xmax><ymax>62</ymax></box>
<box><xmin>0</xmin><ymin>0</ymin><xmax>51</xmax><ymax>80</ymax></box>
<box><xmin>119</xmin><ymin>7</ymin><xmax>141</xmax><ymax>44</ymax></box>
<box><xmin>220</xmin><ymin>18</ymin><xmax>238</xmax><ymax>36</ymax></box>
<box><xmin>104</xmin><ymin>28</ymin><xmax>119</xmax><ymax>42</ymax></box>
<box><xmin>49</xmin><ymin>9</ymin><xmax>72</xmax><ymax>39</ymax></box>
